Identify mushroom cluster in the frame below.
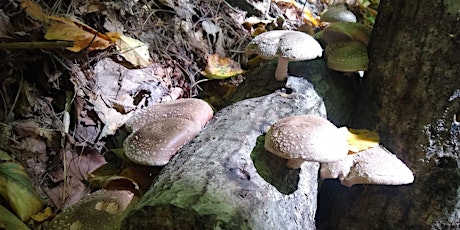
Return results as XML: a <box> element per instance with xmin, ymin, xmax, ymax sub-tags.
<box><xmin>245</xmin><ymin>30</ymin><xmax>323</xmax><ymax>81</ymax></box>
<box><xmin>123</xmin><ymin>98</ymin><xmax>213</xmax><ymax>166</ymax></box>
<box><xmin>315</xmin><ymin>5</ymin><xmax>372</xmax><ymax>74</ymax></box>
<box><xmin>264</xmin><ymin>114</ymin><xmax>414</xmax><ymax>187</ymax></box>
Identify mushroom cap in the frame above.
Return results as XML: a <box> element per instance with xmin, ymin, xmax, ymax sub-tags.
<box><xmin>264</xmin><ymin>115</ymin><xmax>349</xmax><ymax>167</ymax></box>
<box><xmin>341</xmin><ymin>146</ymin><xmax>414</xmax><ymax>186</ymax></box>
<box><xmin>321</xmin><ymin>146</ymin><xmax>415</xmax><ymax>187</ymax></box>
<box><xmin>124</xmin><ymin>118</ymin><xmax>201</xmax><ymax>166</ymax></box>
<box><xmin>321</xmin><ymin>6</ymin><xmax>357</xmax><ymax>23</ymax></box>
<box><xmin>322</xmin><ymin>22</ymin><xmax>372</xmax><ymax>45</ymax></box>
<box><xmin>245</xmin><ymin>30</ymin><xmax>323</xmax><ymax>61</ymax></box>
<box><xmin>47</xmin><ymin>189</ymin><xmax>136</xmax><ymax>230</ymax></box>
<box><xmin>325</xmin><ymin>41</ymin><xmax>369</xmax><ymax>72</ymax></box>
<box><xmin>125</xmin><ymin>98</ymin><xmax>213</xmax><ymax>132</ymax></box>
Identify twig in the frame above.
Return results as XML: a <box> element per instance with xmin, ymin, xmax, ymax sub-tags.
<box><xmin>0</xmin><ymin>41</ymin><xmax>74</xmax><ymax>50</ymax></box>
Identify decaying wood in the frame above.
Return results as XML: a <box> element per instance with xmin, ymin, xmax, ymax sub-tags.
<box><xmin>123</xmin><ymin>77</ymin><xmax>325</xmax><ymax>229</ymax></box>
<box><xmin>122</xmin><ymin>56</ymin><xmax>360</xmax><ymax>229</ymax></box>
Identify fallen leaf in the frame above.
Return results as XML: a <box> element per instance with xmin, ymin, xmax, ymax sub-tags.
<box><xmin>347</xmin><ymin>128</ymin><xmax>380</xmax><ymax>153</ymax></box>
<box><xmin>0</xmin><ymin>204</ymin><xmax>31</xmax><ymax>230</ymax></box>
<box><xmin>21</xmin><ymin>0</ymin><xmax>116</xmax><ymax>52</ymax></box>
<box><xmin>44</xmin><ymin>20</ymin><xmax>115</xmax><ymax>52</ymax></box>
<box><xmin>31</xmin><ymin>206</ymin><xmax>55</xmax><ymax>222</ymax></box>
<box><xmin>21</xmin><ymin>0</ymin><xmax>47</xmax><ymax>22</ymax></box>
<box><xmin>0</xmin><ymin>149</ymin><xmax>12</xmax><ymax>161</ymax></box>
<box><xmin>0</xmin><ymin>162</ymin><xmax>44</xmax><ymax>221</ymax></box>
<box><xmin>202</xmin><ymin>54</ymin><xmax>244</xmax><ymax>79</ymax></box>
<box><xmin>110</xmin><ymin>33</ymin><xmax>151</xmax><ymax>67</ymax></box>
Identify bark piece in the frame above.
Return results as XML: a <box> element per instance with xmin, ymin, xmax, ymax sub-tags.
<box><xmin>122</xmin><ymin>77</ymin><xmax>326</xmax><ymax>229</ymax></box>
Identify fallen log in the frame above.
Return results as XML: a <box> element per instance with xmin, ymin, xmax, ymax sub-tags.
<box><xmin>122</xmin><ymin>77</ymin><xmax>327</xmax><ymax>229</ymax></box>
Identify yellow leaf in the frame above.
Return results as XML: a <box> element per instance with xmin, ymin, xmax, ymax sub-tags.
<box><xmin>44</xmin><ymin>19</ymin><xmax>114</xmax><ymax>52</ymax></box>
<box><xmin>31</xmin><ymin>207</ymin><xmax>54</xmax><ymax>222</ymax></box>
<box><xmin>112</xmin><ymin>34</ymin><xmax>151</xmax><ymax>67</ymax></box>
<box><xmin>21</xmin><ymin>0</ymin><xmax>47</xmax><ymax>22</ymax></box>
<box><xmin>21</xmin><ymin>1</ymin><xmax>115</xmax><ymax>52</ymax></box>
<box><xmin>202</xmin><ymin>54</ymin><xmax>244</xmax><ymax>79</ymax></box>
<box><xmin>347</xmin><ymin>128</ymin><xmax>380</xmax><ymax>153</ymax></box>
<box><xmin>0</xmin><ymin>162</ymin><xmax>44</xmax><ymax>221</ymax></box>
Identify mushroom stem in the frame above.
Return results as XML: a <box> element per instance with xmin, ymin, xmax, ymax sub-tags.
<box><xmin>286</xmin><ymin>159</ymin><xmax>305</xmax><ymax>169</ymax></box>
<box><xmin>275</xmin><ymin>57</ymin><xmax>290</xmax><ymax>81</ymax></box>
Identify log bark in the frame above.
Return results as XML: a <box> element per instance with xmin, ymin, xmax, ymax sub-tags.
<box><xmin>317</xmin><ymin>0</ymin><xmax>460</xmax><ymax>229</ymax></box>
<box><xmin>123</xmin><ymin>77</ymin><xmax>326</xmax><ymax>229</ymax></box>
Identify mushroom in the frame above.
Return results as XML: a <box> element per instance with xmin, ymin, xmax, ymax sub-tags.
<box><xmin>125</xmin><ymin>98</ymin><xmax>213</xmax><ymax>132</ymax></box>
<box><xmin>47</xmin><ymin>189</ymin><xmax>136</xmax><ymax>230</ymax></box>
<box><xmin>245</xmin><ymin>30</ymin><xmax>323</xmax><ymax>81</ymax></box>
<box><xmin>325</xmin><ymin>41</ymin><xmax>368</xmax><ymax>72</ymax></box>
<box><xmin>264</xmin><ymin>115</ymin><xmax>349</xmax><ymax>169</ymax></box>
<box><xmin>320</xmin><ymin>145</ymin><xmax>415</xmax><ymax>187</ymax></box>
<box><xmin>322</xmin><ymin>22</ymin><xmax>372</xmax><ymax>45</ymax></box>
<box><xmin>124</xmin><ymin>118</ymin><xmax>201</xmax><ymax>166</ymax></box>
<box><xmin>321</xmin><ymin>5</ymin><xmax>357</xmax><ymax>23</ymax></box>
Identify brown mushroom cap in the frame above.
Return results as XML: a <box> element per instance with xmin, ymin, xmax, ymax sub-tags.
<box><xmin>47</xmin><ymin>189</ymin><xmax>136</xmax><ymax>230</ymax></box>
<box><xmin>125</xmin><ymin>98</ymin><xmax>213</xmax><ymax>132</ymax></box>
<box><xmin>264</xmin><ymin>115</ymin><xmax>349</xmax><ymax>169</ymax></box>
<box><xmin>325</xmin><ymin>41</ymin><xmax>369</xmax><ymax>72</ymax></box>
<box><xmin>245</xmin><ymin>30</ymin><xmax>323</xmax><ymax>81</ymax></box>
<box><xmin>124</xmin><ymin>118</ymin><xmax>201</xmax><ymax>166</ymax></box>
<box><xmin>320</xmin><ymin>146</ymin><xmax>415</xmax><ymax>187</ymax></box>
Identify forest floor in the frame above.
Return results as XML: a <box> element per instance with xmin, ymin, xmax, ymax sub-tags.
<box><xmin>0</xmin><ymin>0</ymin><xmax>376</xmax><ymax>228</ymax></box>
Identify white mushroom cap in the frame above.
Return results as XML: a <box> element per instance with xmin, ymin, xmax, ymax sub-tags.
<box><xmin>245</xmin><ymin>30</ymin><xmax>323</xmax><ymax>81</ymax></box>
<box><xmin>124</xmin><ymin>118</ymin><xmax>201</xmax><ymax>166</ymax></box>
<box><xmin>320</xmin><ymin>145</ymin><xmax>415</xmax><ymax>187</ymax></box>
<box><xmin>126</xmin><ymin>98</ymin><xmax>213</xmax><ymax>132</ymax></box>
<box><xmin>264</xmin><ymin>115</ymin><xmax>349</xmax><ymax>169</ymax></box>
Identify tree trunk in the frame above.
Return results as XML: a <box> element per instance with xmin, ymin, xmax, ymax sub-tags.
<box><xmin>317</xmin><ymin>0</ymin><xmax>460</xmax><ymax>229</ymax></box>
<box><xmin>122</xmin><ymin>77</ymin><xmax>326</xmax><ymax>229</ymax></box>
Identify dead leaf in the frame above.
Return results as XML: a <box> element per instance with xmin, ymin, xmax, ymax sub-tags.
<box><xmin>347</xmin><ymin>128</ymin><xmax>380</xmax><ymax>153</ymax></box>
<box><xmin>31</xmin><ymin>206</ymin><xmax>55</xmax><ymax>222</ymax></box>
<box><xmin>202</xmin><ymin>54</ymin><xmax>244</xmax><ymax>79</ymax></box>
<box><xmin>0</xmin><ymin>162</ymin><xmax>44</xmax><ymax>221</ymax></box>
<box><xmin>21</xmin><ymin>0</ymin><xmax>47</xmax><ymax>22</ymax></box>
<box><xmin>44</xmin><ymin>19</ymin><xmax>116</xmax><ymax>52</ymax></box>
<box><xmin>21</xmin><ymin>0</ymin><xmax>116</xmax><ymax>52</ymax></box>
<box><xmin>110</xmin><ymin>33</ymin><xmax>151</xmax><ymax>67</ymax></box>
<box><xmin>0</xmin><ymin>204</ymin><xmax>31</xmax><ymax>230</ymax></box>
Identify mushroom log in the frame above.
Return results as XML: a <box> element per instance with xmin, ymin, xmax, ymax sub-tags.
<box><xmin>245</xmin><ymin>30</ymin><xmax>323</xmax><ymax>81</ymax></box>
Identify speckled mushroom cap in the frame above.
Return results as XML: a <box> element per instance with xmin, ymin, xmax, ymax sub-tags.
<box><xmin>124</xmin><ymin>118</ymin><xmax>201</xmax><ymax>166</ymax></box>
<box><xmin>325</xmin><ymin>41</ymin><xmax>368</xmax><ymax>72</ymax></box>
<box><xmin>125</xmin><ymin>98</ymin><xmax>213</xmax><ymax>132</ymax></box>
<box><xmin>245</xmin><ymin>30</ymin><xmax>323</xmax><ymax>81</ymax></box>
<box><xmin>245</xmin><ymin>30</ymin><xmax>323</xmax><ymax>61</ymax></box>
<box><xmin>321</xmin><ymin>6</ymin><xmax>357</xmax><ymax>23</ymax></box>
<box><xmin>320</xmin><ymin>146</ymin><xmax>415</xmax><ymax>187</ymax></box>
<box><xmin>47</xmin><ymin>189</ymin><xmax>136</xmax><ymax>230</ymax></box>
<box><xmin>264</xmin><ymin>114</ymin><xmax>349</xmax><ymax>169</ymax></box>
